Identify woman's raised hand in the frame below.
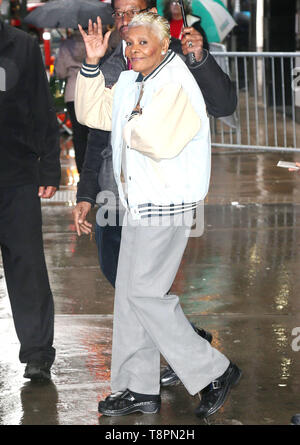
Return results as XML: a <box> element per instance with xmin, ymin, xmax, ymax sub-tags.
<box><xmin>78</xmin><ymin>16</ymin><xmax>112</xmax><ymax>65</ymax></box>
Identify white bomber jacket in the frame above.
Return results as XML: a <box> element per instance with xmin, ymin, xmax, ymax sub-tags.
<box><xmin>75</xmin><ymin>50</ymin><xmax>211</xmax><ymax>219</ymax></box>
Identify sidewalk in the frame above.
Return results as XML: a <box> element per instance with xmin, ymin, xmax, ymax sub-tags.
<box><xmin>1</xmin><ymin>139</ymin><xmax>300</xmax><ymax>425</ymax></box>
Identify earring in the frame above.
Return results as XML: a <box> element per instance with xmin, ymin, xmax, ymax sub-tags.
<box><xmin>161</xmin><ymin>51</ymin><xmax>166</xmax><ymax>55</ymax></box>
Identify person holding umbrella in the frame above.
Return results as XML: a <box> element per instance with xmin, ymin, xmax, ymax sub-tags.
<box><xmin>73</xmin><ymin>0</ymin><xmax>237</xmax><ymax>389</ymax></box>
<box><xmin>24</xmin><ymin>0</ymin><xmax>115</xmax><ymax>30</ymax></box>
<box><xmin>162</xmin><ymin>0</ymin><xmax>209</xmax><ymax>50</ymax></box>
<box><xmin>55</xmin><ymin>30</ymin><xmax>90</xmax><ymax>174</ymax></box>
<box><xmin>75</xmin><ymin>12</ymin><xmax>241</xmax><ymax>418</ymax></box>
<box><xmin>24</xmin><ymin>0</ymin><xmax>115</xmax><ymax>175</ymax></box>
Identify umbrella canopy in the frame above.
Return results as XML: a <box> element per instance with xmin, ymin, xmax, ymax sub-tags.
<box><xmin>191</xmin><ymin>0</ymin><xmax>236</xmax><ymax>42</ymax></box>
<box><xmin>24</xmin><ymin>0</ymin><xmax>114</xmax><ymax>29</ymax></box>
<box><xmin>157</xmin><ymin>0</ymin><xmax>236</xmax><ymax>43</ymax></box>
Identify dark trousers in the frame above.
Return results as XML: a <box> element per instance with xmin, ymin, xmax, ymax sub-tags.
<box><xmin>95</xmin><ymin>210</ymin><xmax>123</xmax><ymax>288</ymax></box>
<box><xmin>0</xmin><ymin>184</ymin><xmax>55</xmax><ymax>364</ymax></box>
<box><xmin>66</xmin><ymin>101</ymin><xmax>89</xmax><ymax>174</ymax></box>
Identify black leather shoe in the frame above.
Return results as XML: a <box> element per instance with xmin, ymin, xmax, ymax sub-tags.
<box><xmin>160</xmin><ymin>327</ymin><xmax>213</xmax><ymax>387</ymax></box>
<box><xmin>23</xmin><ymin>361</ymin><xmax>52</xmax><ymax>381</ymax></box>
<box><xmin>291</xmin><ymin>414</ymin><xmax>300</xmax><ymax>425</ymax></box>
<box><xmin>195</xmin><ymin>362</ymin><xmax>242</xmax><ymax>419</ymax></box>
<box><xmin>98</xmin><ymin>389</ymin><xmax>161</xmax><ymax>416</ymax></box>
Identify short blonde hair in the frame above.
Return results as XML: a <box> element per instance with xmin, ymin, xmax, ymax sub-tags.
<box><xmin>128</xmin><ymin>12</ymin><xmax>171</xmax><ymax>42</ymax></box>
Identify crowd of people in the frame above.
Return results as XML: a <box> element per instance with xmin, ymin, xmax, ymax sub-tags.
<box><xmin>1</xmin><ymin>0</ymin><xmax>298</xmax><ymax>424</ymax></box>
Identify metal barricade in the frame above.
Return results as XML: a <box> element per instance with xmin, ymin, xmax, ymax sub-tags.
<box><xmin>210</xmin><ymin>51</ymin><xmax>300</xmax><ymax>152</ymax></box>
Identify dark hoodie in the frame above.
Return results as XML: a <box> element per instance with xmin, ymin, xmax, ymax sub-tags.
<box><xmin>0</xmin><ymin>20</ymin><xmax>61</xmax><ymax>188</ymax></box>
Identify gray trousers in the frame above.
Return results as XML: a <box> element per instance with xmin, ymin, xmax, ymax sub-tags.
<box><xmin>111</xmin><ymin>210</ymin><xmax>229</xmax><ymax>396</ymax></box>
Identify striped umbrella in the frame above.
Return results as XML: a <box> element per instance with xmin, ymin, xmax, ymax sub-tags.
<box><xmin>157</xmin><ymin>0</ymin><xmax>237</xmax><ymax>43</ymax></box>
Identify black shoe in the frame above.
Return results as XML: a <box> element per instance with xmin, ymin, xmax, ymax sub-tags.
<box><xmin>23</xmin><ymin>361</ymin><xmax>52</xmax><ymax>381</ymax></box>
<box><xmin>291</xmin><ymin>414</ymin><xmax>300</xmax><ymax>425</ymax></box>
<box><xmin>98</xmin><ymin>389</ymin><xmax>161</xmax><ymax>416</ymax></box>
<box><xmin>193</xmin><ymin>326</ymin><xmax>213</xmax><ymax>344</ymax></box>
<box><xmin>195</xmin><ymin>362</ymin><xmax>242</xmax><ymax>419</ymax></box>
<box><xmin>160</xmin><ymin>327</ymin><xmax>213</xmax><ymax>387</ymax></box>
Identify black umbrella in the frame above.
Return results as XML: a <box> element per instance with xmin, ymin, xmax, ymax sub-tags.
<box><xmin>24</xmin><ymin>0</ymin><xmax>114</xmax><ymax>29</ymax></box>
<box><xmin>178</xmin><ymin>0</ymin><xmax>196</xmax><ymax>66</ymax></box>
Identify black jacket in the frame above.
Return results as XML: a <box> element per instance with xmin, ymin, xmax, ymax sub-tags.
<box><xmin>77</xmin><ymin>40</ymin><xmax>237</xmax><ymax>206</ymax></box>
<box><xmin>0</xmin><ymin>21</ymin><xmax>61</xmax><ymax>188</ymax></box>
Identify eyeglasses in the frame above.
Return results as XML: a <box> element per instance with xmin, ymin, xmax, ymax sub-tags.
<box><xmin>112</xmin><ymin>8</ymin><xmax>149</xmax><ymax>20</ymax></box>
<box><xmin>170</xmin><ymin>1</ymin><xmax>180</xmax><ymax>5</ymax></box>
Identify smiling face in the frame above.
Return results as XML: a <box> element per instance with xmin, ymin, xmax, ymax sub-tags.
<box><xmin>125</xmin><ymin>25</ymin><xmax>169</xmax><ymax>77</ymax></box>
<box><xmin>114</xmin><ymin>0</ymin><xmax>156</xmax><ymax>40</ymax></box>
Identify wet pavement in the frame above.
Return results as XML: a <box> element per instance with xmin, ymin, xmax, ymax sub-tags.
<box><xmin>1</xmin><ymin>136</ymin><xmax>300</xmax><ymax>426</ymax></box>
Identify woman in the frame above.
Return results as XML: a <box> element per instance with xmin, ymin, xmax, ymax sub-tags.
<box><xmin>55</xmin><ymin>30</ymin><xmax>89</xmax><ymax>174</ymax></box>
<box><xmin>75</xmin><ymin>12</ymin><xmax>240</xmax><ymax>419</ymax></box>
<box><xmin>163</xmin><ymin>0</ymin><xmax>209</xmax><ymax>49</ymax></box>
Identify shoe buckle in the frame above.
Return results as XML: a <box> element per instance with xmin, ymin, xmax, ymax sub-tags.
<box><xmin>211</xmin><ymin>380</ymin><xmax>221</xmax><ymax>390</ymax></box>
<box><xmin>123</xmin><ymin>390</ymin><xmax>135</xmax><ymax>401</ymax></box>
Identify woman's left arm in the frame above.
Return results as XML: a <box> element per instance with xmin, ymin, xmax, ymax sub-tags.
<box><xmin>75</xmin><ymin>66</ymin><xmax>115</xmax><ymax>131</ymax></box>
<box><xmin>123</xmin><ymin>83</ymin><xmax>201</xmax><ymax>161</ymax></box>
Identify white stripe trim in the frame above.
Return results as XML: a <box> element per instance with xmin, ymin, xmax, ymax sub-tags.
<box><xmin>136</xmin><ymin>201</ymin><xmax>200</xmax><ymax>218</ymax></box>
<box><xmin>82</xmin><ymin>65</ymin><xmax>99</xmax><ymax>72</ymax></box>
<box><xmin>138</xmin><ymin>201</ymin><xmax>200</xmax><ymax>210</ymax></box>
<box><xmin>80</xmin><ymin>66</ymin><xmax>100</xmax><ymax>77</ymax></box>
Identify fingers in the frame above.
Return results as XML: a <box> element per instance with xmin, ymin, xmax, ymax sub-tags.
<box><xmin>288</xmin><ymin>162</ymin><xmax>300</xmax><ymax>172</ymax></box>
<box><xmin>73</xmin><ymin>207</ymin><xmax>85</xmax><ymax>236</ymax></box>
<box><xmin>73</xmin><ymin>208</ymin><xmax>83</xmax><ymax>236</ymax></box>
<box><xmin>80</xmin><ymin>17</ymin><xmax>103</xmax><ymax>38</ymax></box>
<box><xmin>289</xmin><ymin>168</ymin><xmax>300</xmax><ymax>172</ymax></box>
<box><xmin>96</xmin><ymin>16</ymin><xmax>103</xmax><ymax>37</ymax></box>
<box><xmin>38</xmin><ymin>186</ymin><xmax>45</xmax><ymax>198</ymax></box>
<box><xmin>38</xmin><ymin>186</ymin><xmax>57</xmax><ymax>199</ymax></box>
<box><xmin>44</xmin><ymin>186</ymin><xmax>57</xmax><ymax>199</ymax></box>
<box><xmin>181</xmin><ymin>27</ymin><xmax>203</xmax><ymax>61</ymax></box>
<box><xmin>181</xmin><ymin>27</ymin><xmax>203</xmax><ymax>47</ymax></box>
<box><xmin>103</xmin><ymin>28</ymin><xmax>112</xmax><ymax>47</ymax></box>
<box><xmin>182</xmin><ymin>27</ymin><xmax>201</xmax><ymax>37</ymax></box>
<box><xmin>78</xmin><ymin>23</ymin><xmax>86</xmax><ymax>39</ymax></box>
<box><xmin>72</xmin><ymin>203</ymin><xmax>92</xmax><ymax>236</ymax></box>
<box><xmin>78</xmin><ymin>220</ymin><xmax>93</xmax><ymax>235</ymax></box>
<box><xmin>88</xmin><ymin>18</ymin><xmax>93</xmax><ymax>35</ymax></box>
<box><xmin>87</xmin><ymin>16</ymin><xmax>103</xmax><ymax>37</ymax></box>
<box><xmin>181</xmin><ymin>36</ymin><xmax>203</xmax><ymax>51</ymax></box>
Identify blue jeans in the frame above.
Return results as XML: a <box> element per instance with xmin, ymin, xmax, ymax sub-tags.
<box><xmin>95</xmin><ymin>211</ymin><xmax>123</xmax><ymax>288</ymax></box>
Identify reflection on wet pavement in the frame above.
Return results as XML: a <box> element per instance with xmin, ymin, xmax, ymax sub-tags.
<box><xmin>1</xmin><ymin>146</ymin><xmax>300</xmax><ymax>424</ymax></box>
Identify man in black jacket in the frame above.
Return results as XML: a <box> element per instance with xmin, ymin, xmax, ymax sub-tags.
<box><xmin>73</xmin><ymin>0</ymin><xmax>237</xmax><ymax>387</ymax></box>
<box><xmin>0</xmin><ymin>6</ymin><xmax>61</xmax><ymax>381</ymax></box>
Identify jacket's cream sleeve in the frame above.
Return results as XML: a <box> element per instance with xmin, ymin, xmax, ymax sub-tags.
<box><xmin>74</xmin><ymin>70</ymin><xmax>115</xmax><ymax>131</ymax></box>
<box><xmin>123</xmin><ymin>83</ymin><xmax>201</xmax><ymax>161</ymax></box>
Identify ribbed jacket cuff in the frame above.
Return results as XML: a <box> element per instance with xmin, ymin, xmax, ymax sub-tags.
<box><xmin>80</xmin><ymin>60</ymin><xmax>100</xmax><ymax>78</ymax></box>
<box><xmin>76</xmin><ymin>196</ymin><xmax>96</xmax><ymax>207</ymax></box>
<box><xmin>187</xmin><ymin>49</ymin><xmax>209</xmax><ymax>69</ymax></box>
